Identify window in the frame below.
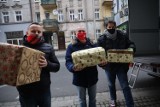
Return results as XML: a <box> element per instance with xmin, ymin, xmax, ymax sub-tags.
<box><xmin>94</xmin><ymin>0</ymin><xmax>99</xmax><ymax>6</ymax></box>
<box><xmin>58</xmin><ymin>10</ymin><xmax>63</xmax><ymax>22</ymax></box>
<box><xmin>13</xmin><ymin>0</ymin><xmax>20</xmax><ymax>1</ymax></box>
<box><xmin>78</xmin><ymin>9</ymin><xmax>83</xmax><ymax>21</ymax></box>
<box><xmin>5</xmin><ymin>31</ymin><xmax>23</xmax><ymax>45</ymax></box>
<box><xmin>35</xmin><ymin>12</ymin><xmax>40</xmax><ymax>22</ymax></box>
<box><xmin>69</xmin><ymin>0</ymin><xmax>73</xmax><ymax>7</ymax></box>
<box><xmin>71</xmin><ymin>31</ymin><xmax>76</xmax><ymax>39</ymax></box>
<box><xmin>34</xmin><ymin>0</ymin><xmax>39</xmax><ymax>2</ymax></box>
<box><xmin>78</xmin><ymin>0</ymin><xmax>82</xmax><ymax>7</ymax></box>
<box><xmin>45</xmin><ymin>12</ymin><xmax>50</xmax><ymax>19</ymax></box>
<box><xmin>69</xmin><ymin>10</ymin><xmax>75</xmax><ymax>21</ymax></box>
<box><xmin>96</xmin><ymin>29</ymin><xmax>101</xmax><ymax>38</ymax></box>
<box><xmin>15</xmin><ymin>11</ymin><xmax>22</xmax><ymax>22</ymax></box>
<box><xmin>0</xmin><ymin>0</ymin><xmax>7</xmax><ymax>3</ymax></box>
<box><xmin>95</xmin><ymin>8</ymin><xmax>99</xmax><ymax>20</ymax></box>
<box><xmin>57</xmin><ymin>1</ymin><xmax>62</xmax><ymax>8</ymax></box>
<box><xmin>2</xmin><ymin>12</ymin><xmax>9</xmax><ymax>23</ymax></box>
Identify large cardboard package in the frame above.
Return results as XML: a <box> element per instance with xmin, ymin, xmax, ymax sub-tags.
<box><xmin>72</xmin><ymin>47</ymin><xmax>107</xmax><ymax>69</ymax></box>
<box><xmin>107</xmin><ymin>49</ymin><xmax>133</xmax><ymax>63</ymax></box>
<box><xmin>0</xmin><ymin>43</ymin><xmax>44</xmax><ymax>86</ymax></box>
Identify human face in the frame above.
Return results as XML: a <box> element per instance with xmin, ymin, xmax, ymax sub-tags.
<box><xmin>77</xmin><ymin>30</ymin><xmax>86</xmax><ymax>43</ymax></box>
<box><xmin>106</xmin><ymin>23</ymin><xmax>116</xmax><ymax>29</ymax></box>
<box><xmin>27</xmin><ymin>24</ymin><xmax>43</xmax><ymax>37</ymax></box>
<box><xmin>106</xmin><ymin>23</ymin><xmax>116</xmax><ymax>34</ymax></box>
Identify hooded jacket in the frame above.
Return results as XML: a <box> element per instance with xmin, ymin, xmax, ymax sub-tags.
<box><xmin>17</xmin><ymin>35</ymin><xmax>60</xmax><ymax>95</ymax></box>
<box><xmin>65</xmin><ymin>38</ymin><xmax>98</xmax><ymax>88</ymax></box>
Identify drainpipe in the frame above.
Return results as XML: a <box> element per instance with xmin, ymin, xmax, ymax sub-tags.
<box><xmin>84</xmin><ymin>0</ymin><xmax>89</xmax><ymax>37</ymax></box>
<box><xmin>29</xmin><ymin>0</ymin><xmax>33</xmax><ymax>22</ymax></box>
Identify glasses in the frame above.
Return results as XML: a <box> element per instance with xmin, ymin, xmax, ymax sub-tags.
<box><xmin>78</xmin><ymin>30</ymin><xmax>85</xmax><ymax>32</ymax></box>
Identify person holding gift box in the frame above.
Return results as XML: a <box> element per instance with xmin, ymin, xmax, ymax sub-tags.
<box><xmin>65</xmin><ymin>28</ymin><xmax>106</xmax><ymax>107</ymax></box>
<box><xmin>97</xmin><ymin>20</ymin><xmax>136</xmax><ymax>107</ymax></box>
<box><xmin>16</xmin><ymin>22</ymin><xmax>60</xmax><ymax>107</ymax></box>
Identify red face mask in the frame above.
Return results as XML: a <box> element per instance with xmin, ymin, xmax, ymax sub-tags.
<box><xmin>26</xmin><ymin>34</ymin><xmax>41</xmax><ymax>45</ymax></box>
<box><xmin>77</xmin><ymin>31</ymin><xmax>86</xmax><ymax>40</ymax></box>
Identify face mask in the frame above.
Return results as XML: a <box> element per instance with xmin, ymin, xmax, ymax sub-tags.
<box><xmin>26</xmin><ymin>34</ymin><xmax>42</xmax><ymax>45</ymax></box>
<box><xmin>107</xmin><ymin>29</ymin><xmax>115</xmax><ymax>34</ymax></box>
<box><xmin>77</xmin><ymin>32</ymin><xmax>86</xmax><ymax>40</ymax></box>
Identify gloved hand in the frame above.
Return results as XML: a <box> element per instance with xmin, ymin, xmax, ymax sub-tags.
<box><xmin>128</xmin><ymin>48</ymin><xmax>133</xmax><ymax>51</ymax></box>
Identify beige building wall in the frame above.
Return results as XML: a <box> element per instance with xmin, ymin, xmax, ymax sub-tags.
<box><xmin>56</xmin><ymin>0</ymin><xmax>113</xmax><ymax>48</ymax></box>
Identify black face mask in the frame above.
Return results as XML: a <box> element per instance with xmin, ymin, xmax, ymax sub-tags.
<box><xmin>107</xmin><ymin>29</ymin><xmax>115</xmax><ymax>34</ymax></box>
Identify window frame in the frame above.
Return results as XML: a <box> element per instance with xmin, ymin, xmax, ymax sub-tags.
<box><xmin>2</xmin><ymin>11</ymin><xmax>10</xmax><ymax>23</ymax></box>
<box><xmin>34</xmin><ymin>0</ymin><xmax>39</xmax><ymax>2</ymax></box>
<box><xmin>78</xmin><ymin>9</ymin><xmax>83</xmax><ymax>21</ymax></box>
<box><xmin>69</xmin><ymin>10</ymin><xmax>75</xmax><ymax>21</ymax></box>
<box><xmin>13</xmin><ymin>0</ymin><xmax>20</xmax><ymax>2</ymax></box>
<box><xmin>0</xmin><ymin>0</ymin><xmax>7</xmax><ymax>3</ymax></box>
<box><xmin>58</xmin><ymin>10</ymin><xmax>64</xmax><ymax>22</ymax></box>
<box><xmin>95</xmin><ymin>8</ymin><xmax>100</xmax><ymax>20</ymax></box>
<box><xmin>57</xmin><ymin>1</ymin><xmax>62</xmax><ymax>8</ymax></box>
<box><xmin>35</xmin><ymin>12</ymin><xmax>40</xmax><ymax>22</ymax></box>
<box><xmin>78</xmin><ymin>0</ymin><xmax>82</xmax><ymax>7</ymax></box>
<box><xmin>96</xmin><ymin>29</ymin><xmax>101</xmax><ymax>38</ymax></box>
<box><xmin>15</xmin><ymin>10</ymin><xmax>23</xmax><ymax>22</ymax></box>
<box><xmin>69</xmin><ymin>0</ymin><xmax>73</xmax><ymax>7</ymax></box>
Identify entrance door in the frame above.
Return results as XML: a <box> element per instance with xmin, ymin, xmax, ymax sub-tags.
<box><xmin>58</xmin><ymin>31</ymin><xmax>66</xmax><ymax>50</ymax></box>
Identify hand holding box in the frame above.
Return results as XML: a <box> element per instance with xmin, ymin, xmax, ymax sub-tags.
<box><xmin>0</xmin><ymin>43</ymin><xmax>44</xmax><ymax>86</ymax></box>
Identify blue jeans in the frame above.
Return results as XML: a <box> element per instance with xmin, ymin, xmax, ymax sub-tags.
<box><xmin>19</xmin><ymin>88</ymin><xmax>51</xmax><ymax>107</ymax></box>
<box><xmin>76</xmin><ymin>84</ymin><xmax>97</xmax><ymax>107</ymax></box>
<box><xmin>105</xmin><ymin>68</ymin><xmax>134</xmax><ymax>107</ymax></box>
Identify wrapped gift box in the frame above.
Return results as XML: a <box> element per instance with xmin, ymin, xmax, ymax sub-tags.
<box><xmin>72</xmin><ymin>47</ymin><xmax>107</xmax><ymax>69</ymax></box>
<box><xmin>0</xmin><ymin>43</ymin><xmax>44</xmax><ymax>86</ymax></box>
<box><xmin>107</xmin><ymin>49</ymin><xmax>133</xmax><ymax>63</ymax></box>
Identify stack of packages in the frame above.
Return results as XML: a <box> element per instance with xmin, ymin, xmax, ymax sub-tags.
<box><xmin>71</xmin><ymin>47</ymin><xmax>133</xmax><ymax>70</ymax></box>
<box><xmin>0</xmin><ymin>43</ymin><xmax>44</xmax><ymax>86</ymax></box>
<box><xmin>72</xmin><ymin>47</ymin><xmax>107</xmax><ymax>69</ymax></box>
<box><xmin>107</xmin><ymin>49</ymin><xmax>133</xmax><ymax>63</ymax></box>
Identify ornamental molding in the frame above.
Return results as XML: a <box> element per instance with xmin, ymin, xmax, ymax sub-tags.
<box><xmin>0</xmin><ymin>4</ymin><xmax>9</xmax><ymax>9</ymax></box>
<box><xmin>11</xmin><ymin>3</ymin><xmax>22</xmax><ymax>8</ymax></box>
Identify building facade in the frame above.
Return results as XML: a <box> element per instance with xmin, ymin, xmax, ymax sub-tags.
<box><xmin>56</xmin><ymin>0</ymin><xmax>113</xmax><ymax>47</ymax></box>
<box><xmin>0</xmin><ymin>0</ymin><xmax>40</xmax><ymax>45</ymax></box>
<box><xmin>39</xmin><ymin>0</ymin><xmax>60</xmax><ymax>50</ymax></box>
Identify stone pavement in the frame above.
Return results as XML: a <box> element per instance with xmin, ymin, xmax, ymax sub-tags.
<box><xmin>0</xmin><ymin>87</ymin><xmax>160</xmax><ymax>107</ymax></box>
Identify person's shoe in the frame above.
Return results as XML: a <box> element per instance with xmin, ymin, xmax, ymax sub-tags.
<box><xmin>109</xmin><ymin>100</ymin><xmax>117</xmax><ymax>107</ymax></box>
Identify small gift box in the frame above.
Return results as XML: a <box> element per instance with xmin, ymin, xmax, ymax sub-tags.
<box><xmin>107</xmin><ymin>49</ymin><xmax>133</xmax><ymax>63</ymax></box>
<box><xmin>72</xmin><ymin>47</ymin><xmax>107</xmax><ymax>69</ymax></box>
<box><xmin>0</xmin><ymin>43</ymin><xmax>44</xmax><ymax>86</ymax></box>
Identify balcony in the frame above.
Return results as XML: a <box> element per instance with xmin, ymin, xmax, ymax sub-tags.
<box><xmin>41</xmin><ymin>0</ymin><xmax>57</xmax><ymax>10</ymax></box>
<box><xmin>102</xmin><ymin>0</ymin><xmax>113</xmax><ymax>6</ymax></box>
<box><xmin>43</xmin><ymin>19</ymin><xmax>59</xmax><ymax>32</ymax></box>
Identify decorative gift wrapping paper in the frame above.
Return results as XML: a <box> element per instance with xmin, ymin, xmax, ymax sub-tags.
<box><xmin>107</xmin><ymin>49</ymin><xmax>133</xmax><ymax>63</ymax></box>
<box><xmin>0</xmin><ymin>43</ymin><xmax>44</xmax><ymax>86</ymax></box>
<box><xmin>71</xmin><ymin>47</ymin><xmax>107</xmax><ymax>69</ymax></box>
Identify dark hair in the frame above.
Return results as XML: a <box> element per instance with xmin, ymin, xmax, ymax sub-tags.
<box><xmin>105</xmin><ymin>20</ymin><xmax>116</xmax><ymax>27</ymax></box>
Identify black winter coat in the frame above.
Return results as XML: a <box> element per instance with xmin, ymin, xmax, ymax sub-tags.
<box><xmin>17</xmin><ymin>35</ymin><xmax>60</xmax><ymax>95</ymax></box>
<box><xmin>97</xmin><ymin>30</ymin><xmax>136</xmax><ymax>71</ymax></box>
<box><xmin>65</xmin><ymin>38</ymin><xmax>98</xmax><ymax>88</ymax></box>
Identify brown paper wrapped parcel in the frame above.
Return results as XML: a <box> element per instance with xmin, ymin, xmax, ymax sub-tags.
<box><xmin>72</xmin><ymin>47</ymin><xmax>107</xmax><ymax>69</ymax></box>
<box><xmin>107</xmin><ymin>49</ymin><xmax>133</xmax><ymax>63</ymax></box>
<box><xmin>0</xmin><ymin>43</ymin><xmax>44</xmax><ymax>86</ymax></box>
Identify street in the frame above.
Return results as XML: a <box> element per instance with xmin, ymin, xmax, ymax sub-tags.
<box><xmin>0</xmin><ymin>55</ymin><xmax>160</xmax><ymax>103</ymax></box>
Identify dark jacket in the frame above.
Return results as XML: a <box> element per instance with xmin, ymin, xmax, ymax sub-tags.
<box><xmin>97</xmin><ymin>30</ymin><xmax>136</xmax><ymax>71</ymax></box>
<box><xmin>17</xmin><ymin>35</ymin><xmax>60</xmax><ymax>95</ymax></box>
<box><xmin>65</xmin><ymin>38</ymin><xmax>98</xmax><ymax>88</ymax></box>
